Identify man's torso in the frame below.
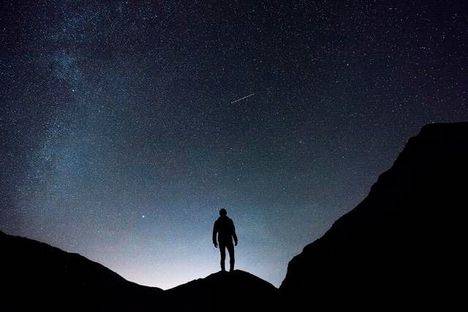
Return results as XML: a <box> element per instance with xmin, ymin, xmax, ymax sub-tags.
<box><xmin>215</xmin><ymin>216</ymin><xmax>234</xmax><ymax>244</ymax></box>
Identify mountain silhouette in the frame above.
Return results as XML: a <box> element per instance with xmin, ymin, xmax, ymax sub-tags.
<box><xmin>280</xmin><ymin>122</ymin><xmax>467</xmax><ymax>310</ymax></box>
<box><xmin>0</xmin><ymin>230</ymin><xmax>163</xmax><ymax>311</ymax></box>
<box><xmin>2</xmin><ymin>122</ymin><xmax>467</xmax><ymax>311</ymax></box>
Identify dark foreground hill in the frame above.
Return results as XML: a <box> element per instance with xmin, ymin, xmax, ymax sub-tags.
<box><xmin>0</xmin><ymin>231</ymin><xmax>163</xmax><ymax>311</ymax></box>
<box><xmin>280</xmin><ymin>122</ymin><xmax>468</xmax><ymax>309</ymax></box>
<box><xmin>164</xmin><ymin>270</ymin><xmax>278</xmax><ymax>312</ymax></box>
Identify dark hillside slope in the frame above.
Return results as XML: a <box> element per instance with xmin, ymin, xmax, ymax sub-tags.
<box><xmin>280</xmin><ymin>122</ymin><xmax>467</xmax><ymax>309</ymax></box>
<box><xmin>0</xmin><ymin>231</ymin><xmax>163</xmax><ymax>311</ymax></box>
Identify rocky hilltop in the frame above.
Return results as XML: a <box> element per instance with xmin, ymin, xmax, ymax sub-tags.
<box><xmin>164</xmin><ymin>270</ymin><xmax>278</xmax><ymax>312</ymax></box>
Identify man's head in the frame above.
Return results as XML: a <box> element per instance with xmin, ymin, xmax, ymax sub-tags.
<box><xmin>219</xmin><ymin>208</ymin><xmax>227</xmax><ymax>216</ymax></box>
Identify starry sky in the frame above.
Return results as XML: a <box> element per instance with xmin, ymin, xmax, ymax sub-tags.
<box><xmin>0</xmin><ymin>1</ymin><xmax>466</xmax><ymax>288</ymax></box>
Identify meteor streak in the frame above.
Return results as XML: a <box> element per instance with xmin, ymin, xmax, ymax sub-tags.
<box><xmin>230</xmin><ymin>93</ymin><xmax>255</xmax><ymax>104</ymax></box>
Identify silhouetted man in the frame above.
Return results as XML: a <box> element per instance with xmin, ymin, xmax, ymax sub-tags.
<box><xmin>212</xmin><ymin>208</ymin><xmax>238</xmax><ymax>272</ymax></box>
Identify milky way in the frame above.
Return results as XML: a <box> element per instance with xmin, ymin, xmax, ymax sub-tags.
<box><xmin>0</xmin><ymin>1</ymin><xmax>466</xmax><ymax>288</ymax></box>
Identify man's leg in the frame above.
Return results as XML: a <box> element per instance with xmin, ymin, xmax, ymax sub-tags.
<box><xmin>227</xmin><ymin>242</ymin><xmax>235</xmax><ymax>272</ymax></box>
<box><xmin>219</xmin><ymin>243</ymin><xmax>226</xmax><ymax>271</ymax></box>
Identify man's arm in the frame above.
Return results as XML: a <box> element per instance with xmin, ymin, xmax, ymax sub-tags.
<box><xmin>232</xmin><ymin>220</ymin><xmax>238</xmax><ymax>246</ymax></box>
<box><xmin>212</xmin><ymin>221</ymin><xmax>218</xmax><ymax>248</ymax></box>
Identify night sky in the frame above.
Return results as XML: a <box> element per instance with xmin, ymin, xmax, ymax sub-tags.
<box><xmin>0</xmin><ymin>1</ymin><xmax>466</xmax><ymax>288</ymax></box>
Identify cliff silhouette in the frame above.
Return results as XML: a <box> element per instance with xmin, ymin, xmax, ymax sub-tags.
<box><xmin>1</xmin><ymin>122</ymin><xmax>466</xmax><ymax>311</ymax></box>
<box><xmin>280</xmin><ymin>122</ymin><xmax>467</xmax><ymax>309</ymax></box>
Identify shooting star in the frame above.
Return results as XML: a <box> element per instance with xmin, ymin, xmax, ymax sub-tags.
<box><xmin>230</xmin><ymin>93</ymin><xmax>255</xmax><ymax>104</ymax></box>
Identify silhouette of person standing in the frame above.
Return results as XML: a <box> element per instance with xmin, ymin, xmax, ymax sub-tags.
<box><xmin>212</xmin><ymin>208</ymin><xmax>238</xmax><ymax>272</ymax></box>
